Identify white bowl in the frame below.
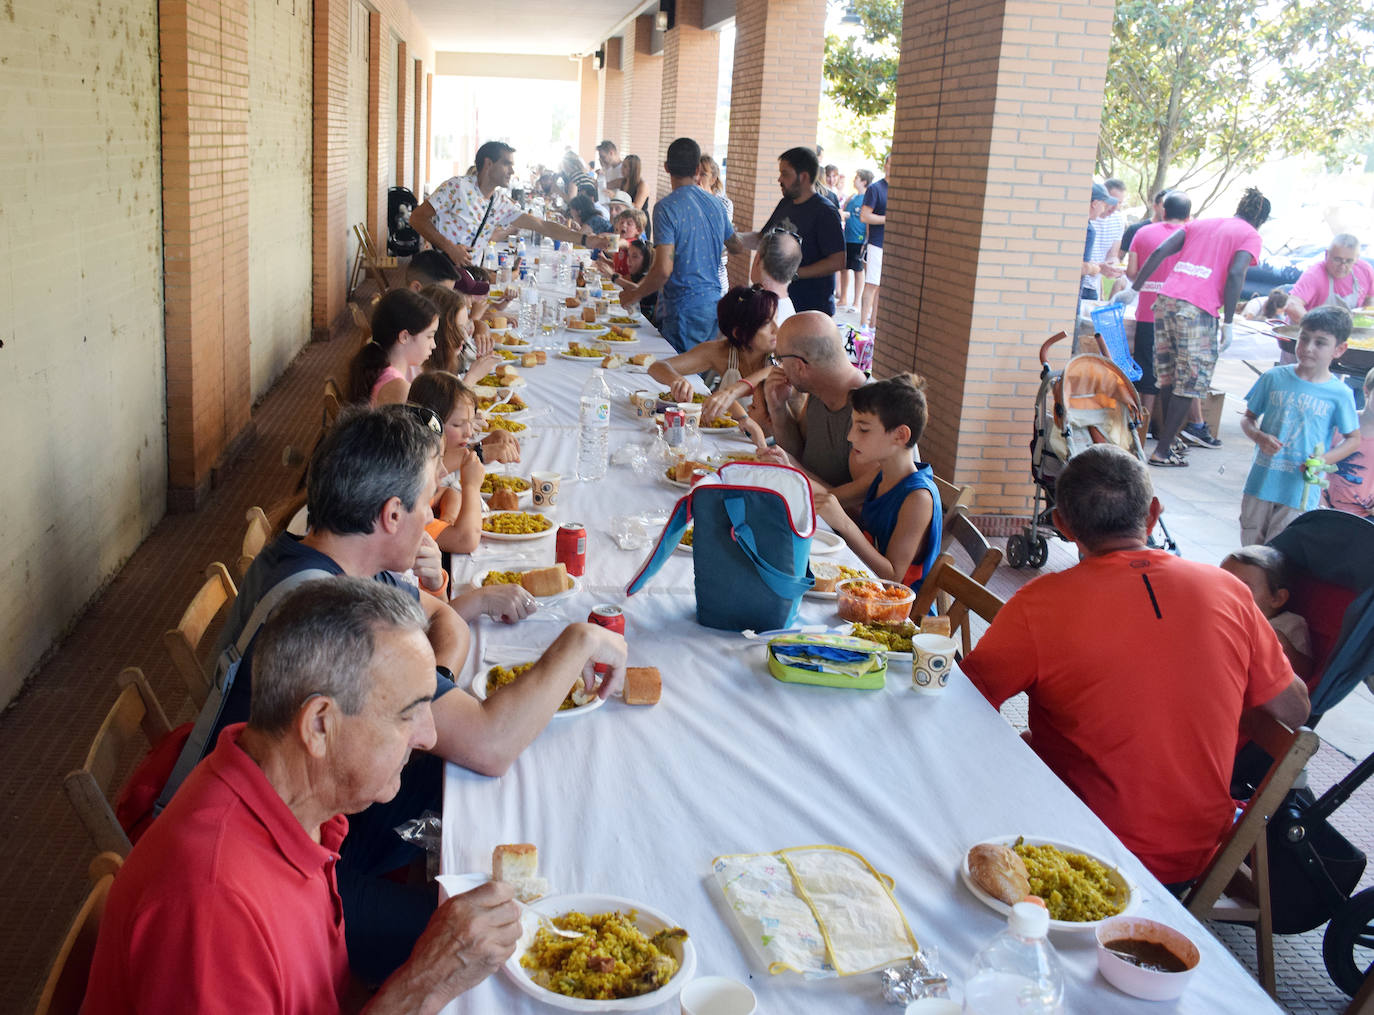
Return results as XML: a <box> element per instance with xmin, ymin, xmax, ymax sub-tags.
<box><xmin>1095</xmin><ymin>915</ymin><xmax>1200</xmax><ymax>1001</ymax></box>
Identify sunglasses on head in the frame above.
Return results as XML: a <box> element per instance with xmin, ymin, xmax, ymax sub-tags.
<box><xmin>402</xmin><ymin>403</ymin><xmax>444</xmax><ymax>435</ymax></box>
<box><xmin>765</xmin><ymin>226</ymin><xmax>802</xmax><ymax>243</ymax></box>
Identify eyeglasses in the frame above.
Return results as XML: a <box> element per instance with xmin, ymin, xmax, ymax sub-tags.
<box><xmin>765</xmin><ymin>226</ymin><xmax>802</xmax><ymax>243</ymax></box>
<box><xmin>1329</xmin><ymin>255</ymin><xmax>1357</xmax><ymax>267</ymax></box>
<box><xmin>402</xmin><ymin>404</ymin><xmax>444</xmax><ymax>435</ymax></box>
<box><xmin>767</xmin><ymin>352</ymin><xmax>808</xmax><ymax>366</ymax></box>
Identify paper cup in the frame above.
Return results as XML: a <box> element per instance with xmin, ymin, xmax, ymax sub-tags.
<box><xmin>679</xmin><ymin>402</ymin><xmax>704</xmax><ymax>428</ymax></box>
<box><xmin>680</xmin><ymin>976</ymin><xmax>757</xmax><ymax>1015</ymax></box>
<box><xmin>531</xmin><ymin>472</ymin><xmax>561</xmax><ymax>508</ymax></box>
<box><xmin>911</xmin><ymin>633</ymin><xmax>958</xmax><ymax>694</ymax></box>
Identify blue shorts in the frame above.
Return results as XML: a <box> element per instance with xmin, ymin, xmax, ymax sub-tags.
<box><xmin>659</xmin><ymin>295</ymin><xmax>720</xmax><ymax>352</ymax></box>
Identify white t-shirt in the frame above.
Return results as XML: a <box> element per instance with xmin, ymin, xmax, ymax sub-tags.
<box><xmin>775</xmin><ymin>296</ymin><xmax>796</xmax><ymax>326</ymax></box>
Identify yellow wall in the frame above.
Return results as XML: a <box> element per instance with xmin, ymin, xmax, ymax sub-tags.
<box><xmin>0</xmin><ymin>0</ymin><xmax>167</xmax><ymax>705</ymax></box>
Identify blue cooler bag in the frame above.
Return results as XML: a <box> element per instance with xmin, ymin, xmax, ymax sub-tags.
<box><xmin>627</xmin><ymin>462</ymin><xmax>816</xmax><ymax>631</ymax></box>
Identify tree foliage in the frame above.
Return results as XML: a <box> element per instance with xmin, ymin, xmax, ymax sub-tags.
<box><xmin>1101</xmin><ymin>0</ymin><xmax>1374</xmax><ymax>211</ymax></box>
<box><xmin>822</xmin><ymin>0</ymin><xmax>900</xmax><ymax>159</ymax></box>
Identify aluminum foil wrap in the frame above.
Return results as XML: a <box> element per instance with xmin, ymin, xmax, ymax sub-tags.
<box><xmin>881</xmin><ymin>947</ymin><xmax>950</xmax><ymax>1005</ymax></box>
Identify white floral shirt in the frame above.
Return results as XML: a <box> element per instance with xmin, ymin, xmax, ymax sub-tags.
<box><xmin>428</xmin><ymin>175</ymin><xmax>523</xmax><ymax>252</ymax></box>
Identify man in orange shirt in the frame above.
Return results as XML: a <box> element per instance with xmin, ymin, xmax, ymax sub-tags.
<box><xmin>962</xmin><ymin>445</ymin><xmax>1309</xmax><ymax>886</ymax></box>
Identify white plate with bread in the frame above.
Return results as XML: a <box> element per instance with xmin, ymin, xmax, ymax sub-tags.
<box><xmin>805</xmin><ymin>561</ymin><xmax>871</xmax><ymax>600</ymax></box>
<box><xmin>480</xmin><ymin>511</ymin><xmax>556</xmax><ymax>541</ymax></box>
<box><xmin>471</xmin><ymin>664</ymin><xmax>605</xmax><ymax>718</ymax></box>
<box><xmin>505</xmin><ymin>892</ymin><xmax>696</xmax><ymax>1011</ymax></box>
<box><xmin>470</xmin><ymin>565</ymin><xmax>580</xmax><ymax>604</ymax></box>
<box><xmin>960</xmin><ymin>836</ymin><xmax>1137</xmax><ymax>933</ymax></box>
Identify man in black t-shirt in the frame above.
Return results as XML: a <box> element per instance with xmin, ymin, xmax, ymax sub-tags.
<box><xmin>740</xmin><ymin>146</ymin><xmax>846</xmax><ymax>315</ymax></box>
<box><xmin>859</xmin><ymin>154</ymin><xmax>890</xmax><ymax>329</ymax></box>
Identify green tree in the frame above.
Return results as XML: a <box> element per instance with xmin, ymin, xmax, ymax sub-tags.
<box><xmin>822</xmin><ymin>0</ymin><xmax>900</xmax><ymax>160</ymax></box>
<box><xmin>1101</xmin><ymin>0</ymin><xmax>1374</xmax><ymax>210</ymax></box>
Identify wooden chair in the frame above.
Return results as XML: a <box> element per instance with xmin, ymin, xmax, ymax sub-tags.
<box><xmin>933</xmin><ymin>507</ymin><xmax>1004</xmax><ymax>644</ymax></box>
<box><xmin>34</xmin><ymin>852</ymin><xmax>123</xmax><ymax>1015</ymax></box>
<box><xmin>236</xmin><ymin>506</ymin><xmax>273</xmax><ymax>582</ymax></box>
<box><xmin>162</xmin><ymin>562</ymin><xmax>237</xmax><ymax>708</ymax></box>
<box><xmin>348</xmin><ymin>222</ymin><xmax>398</xmax><ymax>295</ymax></box>
<box><xmin>63</xmin><ymin>668</ymin><xmax>172</xmax><ymax>857</ymax></box>
<box><xmin>1183</xmin><ymin>713</ymin><xmax>1320</xmax><ymax>997</ymax></box>
<box><xmin>909</xmin><ymin>552</ymin><xmax>1006</xmax><ymax>655</ymax></box>
<box><xmin>322</xmin><ymin>376</ymin><xmax>344</xmax><ymax>427</ymax></box>
<box><xmin>349</xmin><ymin>300</ymin><xmax>372</xmax><ymax>344</ymax></box>
<box><xmin>932</xmin><ymin>473</ymin><xmax>972</xmax><ymax>541</ymax></box>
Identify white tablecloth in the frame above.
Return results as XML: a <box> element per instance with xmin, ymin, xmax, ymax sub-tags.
<box><xmin>440</xmin><ymin>299</ymin><xmax>1281</xmax><ymax>1014</ymax></box>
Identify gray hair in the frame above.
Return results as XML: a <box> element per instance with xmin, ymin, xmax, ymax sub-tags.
<box><xmin>306</xmin><ymin>404</ymin><xmax>442</xmax><ymax>535</ymax></box>
<box><xmin>1054</xmin><ymin>445</ymin><xmax>1154</xmax><ymax>547</ymax></box>
<box><xmin>250</xmin><ymin>577</ymin><xmax>428</xmax><ymax>736</ymax></box>
<box><xmin>1222</xmin><ymin>545</ymin><xmax>1293</xmax><ymax>595</ymax></box>
<box><xmin>759</xmin><ymin>231</ymin><xmax>803</xmax><ymax>287</ymax></box>
<box><xmin>1332</xmin><ymin>234</ymin><xmax>1360</xmax><ymax>251</ymax></box>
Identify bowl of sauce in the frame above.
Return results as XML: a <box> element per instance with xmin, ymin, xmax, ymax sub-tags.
<box><xmin>1095</xmin><ymin>915</ymin><xmax>1200</xmax><ymax>1000</ymax></box>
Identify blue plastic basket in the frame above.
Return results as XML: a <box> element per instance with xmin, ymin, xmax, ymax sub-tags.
<box><xmin>1090</xmin><ymin>303</ymin><xmax>1142</xmax><ymax>382</ymax></box>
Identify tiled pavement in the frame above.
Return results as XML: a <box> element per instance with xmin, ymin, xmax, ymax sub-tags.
<box><xmin>1</xmin><ymin>319</ymin><xmax>1370</xmax><ymax>1013</ymax></box>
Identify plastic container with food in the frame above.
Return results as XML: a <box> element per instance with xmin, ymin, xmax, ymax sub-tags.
<box><xmin>836</xmin><ymin>578</ymin><xmax>916</xmax><ymax>626</ymax></box>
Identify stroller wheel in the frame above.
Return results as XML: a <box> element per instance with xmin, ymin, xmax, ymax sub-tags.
<box><xmin>1322</xmin><ymin>886</ymin><xmax>1374</xmax><ymax>996</ymax></box>
<box><xmin>1027</xmin><ymin>535</ymin><xmax>1049</xmax><ymax>568</ymax></box>
<box><xmin>1006</xmin><ymin>533</ymin><xmax>1028</xmax><ymax>568</ymax></box>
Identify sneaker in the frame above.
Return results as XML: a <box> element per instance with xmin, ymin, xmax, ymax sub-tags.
<box><xmin>1179</xmin><ymin>422</ymin><xmax>1222</xmax><ymax>448</ymax></box>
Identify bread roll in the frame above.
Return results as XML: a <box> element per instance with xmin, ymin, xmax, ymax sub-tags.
<box><xmin>565</xmin><ymin>296</ymin><xmax>580</xmax><ymax>308</ymax></box>
<box><xmin>623</xmin><ymin>667</ymin><xmax>661</xmax><ymax>705</ymax></box>
<box><xmin>921</xmin><ymin>616</ymin><xmax>953</xmax><ymax>637</ymax></box>
<box><xmin>967</xmin><ymin>844</ymin><xmax>1030</xmax><ymax>905</ymax></box>
<box><xmin>492</xmin><ymin>843</ymin><xmax>548</xmax><ymax>902</ymax></box>
<box><xmin>489</xmin><ymin>488</ymin><xmax>519</xmax><ymax>512</ymax></box>
<box><xmin>601</xmin><ymin>354</ymin><xmax>626</xmax><ymax>369</ymax></box>
<box><xmin>520</xmin><ymin>564</ymin><xmax>570</xmax><ymax>597</ymax></box>
<box><xmin>520</xmin><ymin>352</ymin><xmax>539</xmax><ymax>367</ymax></box>
<box><xmin>811</xmin><ymin>561</ymin><xmax>843</xmax><ymax>594</ymax></box>
<box><xmin>532</xmin><ymin>350</ymin><xmax>547</xmax><ymax>365</ymax></box>
<box><xmin>581</xmin><ymin>306</ymin><xmax>597</xmax><ymax>323</ymax></box>
<box><xmin>629</xmin><ymin>353</ymin><xmax>655</xmax><ymax>367</ymax></box>
<box><xmin>489</xmin><ymin>314</ymin><xmax>508</xmax><ymax>329</ymax></box>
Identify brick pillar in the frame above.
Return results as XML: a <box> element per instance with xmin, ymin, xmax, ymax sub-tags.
<box><xmin>724</xmin><ymin>0</ymin><xmax>825</xmax><ymax>286</ymax></box>
<box><xmin>657</xmin><ymin>0</ymin><xmax>718</xmax><ymax>199</ymax></box>
<box><xmin>413</xmin><ymin>59</ymin><xmax>423</xmax><ymax>196</ymax></box>
<box><xmin>425</xmin><ymin>72</ymin><xmax>433</xmax><ymax>190</ymax></box>
<box><xmin>395</xmin><ymin>41</ymin><xmax>408</xmax><ymax>192</ymax></box>
<box><xmin>366</xmin><ymin>11</ymin><xmax>381</xmax><ymax>241</ymax></box>
<box><xmin>578</xmin><ymin>56</ymin><xmax>599</xmax><ymax>160</ymax></box>
<box><xmin>159</xmin><ymin>0</ymin><xmax>254</xmax><ymax>510</ymax></box>
<box><xmin>875</xmin><ymin>0</ymin><xmax>1111</xmax><ymax>518</ymax></box>
<box><xmin>312</xmin><ymin>0</ymin><xmax>350</xmax><ymax>341</ymax></box>
<box><xmin>596</xmin><ymin>38</ymin><xmax>624</xmax><ymax>145</ymax></box>
<box><xmin>621</xmin><ymin>16</ymin><xmax>663</xmax><ymax>205</ymax></box>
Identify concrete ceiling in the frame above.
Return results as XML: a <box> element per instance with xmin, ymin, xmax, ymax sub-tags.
<box><xmin>408</xmin><ymin>0</ymin><xmax>652</xmax><ymax>56</ymax></box>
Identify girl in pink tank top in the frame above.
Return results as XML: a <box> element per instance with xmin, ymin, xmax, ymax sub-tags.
<box><xmin>345</xmin><ymin>289</ymin><xmax>440</xmax><ymax>406</ymax></box>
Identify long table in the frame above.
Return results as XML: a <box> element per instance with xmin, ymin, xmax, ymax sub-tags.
<box><xmin>440</xmin><ymin>298</ymin><xmax>1283</xmax><ymax>1013</ymax></box>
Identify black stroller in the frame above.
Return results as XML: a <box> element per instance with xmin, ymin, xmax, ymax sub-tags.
<box><xmin>1006</xmin><ymin>331</ymin><xmax>1177</xmax><ymax>568</ymax></box>
<box><xmin>387</xmin><ymin>186</ymin><xmax>421</xmax><ymax>257</ymax></box>
<box><xmin>1235</xmin><ymin>511</ymin><xmax>1374</xmax><ymax>994</ymax></box>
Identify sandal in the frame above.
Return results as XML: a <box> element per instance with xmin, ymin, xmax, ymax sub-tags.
<box><xmin>1148</xmin><ymin>452</ymin><xmax>1189</xmax><ymax>468</ymax></box>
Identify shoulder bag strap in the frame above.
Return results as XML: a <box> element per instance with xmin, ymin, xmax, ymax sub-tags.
<box><xmin>153</xmin><ymin>568</ymin><xmax>333</xmax><ymax>815</ymax></box>
<box><xmin>724</xmin><ymin>495</ymin><xmax>814</xmax><ymax>600</ymax></box>
<box><xmin>470</xmin><ymin>193</ymin><xmax>498</xmax><ymax>248</ymax></box>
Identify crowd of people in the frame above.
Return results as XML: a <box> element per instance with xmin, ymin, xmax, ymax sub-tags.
<box><xmin>75</xmin><ymin>135</ymin><xmax>1369</xmax><ymax>1010</ymax></box>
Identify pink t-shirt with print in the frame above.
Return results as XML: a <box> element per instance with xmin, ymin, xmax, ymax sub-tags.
<box><xmin>1159</xmin><ymin>217</ymin><xmax>1263</xmax><ymax>317</ymax></box>
<box><xmin>1131</xmin><ymin>221</ymin><xmax>1185</xmax><ymax>323</ymax></box>
<box><xmin>1290</xmin><ymin>259</ymin><xmax>1374</xmax><ymax>312</ymax></box>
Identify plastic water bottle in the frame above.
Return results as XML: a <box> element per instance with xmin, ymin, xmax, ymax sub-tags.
<box><xmin>519</xmin><ymin>279</ymin><xmax>539</xmax><ymax>338</ymax></box>
<box><xmin>557</xmin><ymin>245</ymin><xmax>572</xmax><ymax>290</ymax></box>
<box><xmin>964</xmin><ymin>902</ymin><xmax>1064</xmax><ymax>1014</ymax></box>
<box><xmin>577</xmin><ymin>369</ymin><xmax>612</xmax><ymax>481</ymax></box>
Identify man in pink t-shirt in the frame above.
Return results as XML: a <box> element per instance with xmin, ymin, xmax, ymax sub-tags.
<box><xmin>1132</xmin><ymin>187</ymin><xmax>1271</xmax><ymax>467</ymax></box>
<box><xmin>1285</xmin><ymin>235</ymin><xmax>1374</xmax><ymax>323</ymax></box>
<box><xmin>1125</xmin><ymin>191</ymin><xmax>1191</xmax><ymax>412</ymax></box>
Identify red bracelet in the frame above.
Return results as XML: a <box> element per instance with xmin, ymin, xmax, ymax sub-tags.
<box><xmin>739</xmin><ymin>378</ymin><xmax>756</xmax><ymax>396</ymax></box>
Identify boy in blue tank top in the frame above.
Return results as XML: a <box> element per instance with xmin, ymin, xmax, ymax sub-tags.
<box><xmin>813</xmin><ymin>374</ymin><xmax>943</xmax><ymax>591</ymax></box>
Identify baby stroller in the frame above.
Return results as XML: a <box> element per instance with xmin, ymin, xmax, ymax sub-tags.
<box><xmin>387</xmin><ymin>186</ymin><xmax>421</xmax><ymax>257</ymax></box>
<box><xmin>1230</xmin><ymin>510</ymin><xmax>1374</xmax><ymax>995</ymax></box>
<box><xmin>1006</xmin><ymin>330</ymin><xmax>1177</xmax><ymax>568</ymax></box>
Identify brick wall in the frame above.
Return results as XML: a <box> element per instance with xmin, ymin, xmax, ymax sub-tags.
<box><xmin>249</xmin><ymin>0</ymin><xmax>312</xmax><ymax>399</ymax></box>
<box><xmin>396</xmin><ymin>41</ymin><xmax>409</xmax><ymax>196</ymax></box>
<box><xmin>597</xmin><ymin>38</ymin><xmax>624</xmax><ymax>144</ymax></box>
<box><xmin>578</xmin><ymin>56</ymin><xmax>599</xmax><ymax>160</ymax></box>
<box><xmin>0</xmin><ymin>0</ymin><xmax>166</xmax><ymax>707</ymax></box>
<box><xmin>413</xmin><ymin>59</ymin><xmax>424</xmax><ymax>196</ymax></box>
<box><xmin>724</xmin><ymin>0</ymin><xmax>825</xmax><ymax>284</ymax></box>
<box><xmin>621</xmin><ymin>16</ymin><xmax>663</xmax><ymax>206</ymax></box>
<box><xmin>375</xmin><ymin>27</ymin><xmax>398</xmax><ymax>242</ymax></box>
<box><xmin>161</xmin><ymin>0</ymin><xmax>254</xmax><ymax>509</ymax></box>
<box><xmin>656</xmin><ymin>0</ymin><xmax>719</xmax><ymax>199</ymax></box>
<box><xmin>877</xmin><ymin>0</ymin><xmax>1111</xmax><ymax>515</ymax></box>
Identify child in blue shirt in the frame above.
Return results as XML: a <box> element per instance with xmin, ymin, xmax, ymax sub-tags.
<box><xmin>813</xmin><ymin>374</ymin><xmax>943</xmax><ymax>591</ymax></box>
<box><xmin>1240</xmin><ymin>305</ymin><xmax>1360</xmax><ymax>543</ymax></box>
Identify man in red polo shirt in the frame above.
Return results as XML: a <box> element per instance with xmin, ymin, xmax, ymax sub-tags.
<box><xmin>961</xmin><ymin>446</ymin><xmax>1309</xmax><ymax>886</ymax></box>
<box><xmin>84</xmin><ymin>579</ymin><xmax>519</xmax><ymax>1014</ymax></box>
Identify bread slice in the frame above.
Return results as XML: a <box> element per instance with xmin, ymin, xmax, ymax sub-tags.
<box><xmin>521</xmin><ymin>564</ymin><xmax>570</xmax><ymax>597</ymax></box>
<box><xmin>492</xmin><ymin>843</ymin><xmax>548</xmax><ymax>902</ymax></box>
<box><xmin>921</xmin><ymin>615</ymin><xmax>953</xmax><ymax>637</ymax></box>
<box><xmin>967</xmin><ymin>843</ymin><xmax>1030</xmax><ymax>905</ymax></box>
<box><xmin>623</xmin><ymin>667</ymin><xmax>661</xmax><ymax>705</ymax></box>
<box><xmin>564</xmin><ymin>296</ymin><xmax>580</xmax><ymax>308</ymax></box>
<box><xmin>488</xmin><ymin>314</ymin><xmax>507</xmax><ymax>329</ymax></box>
<box><xmin>520</xmin><ymin>352</ymin><xmax>539</xmax><ymax>367</ymax></box>
<box><xmin>629</xmin><ymin>353</ymin><xmax>655</xmax><ymax>367</ymax></box>
<box><xmin>601</xmin><ymin>354</ymin><xmax>626</xmax><ymax>369</ymax></box>
<box><xmin>581</xmin><ymin>306</ymin><xmax>597</xmax><ymax>323</ymax></box>
<box><xmin>531</xmin><ymin>349</ymin><xmax>547</xmax><ymax>365</ymax></box>
<box><xmin>811</xmin><ymin>561</ymin><xmax>844</xmax><ymax>594</ymax></box>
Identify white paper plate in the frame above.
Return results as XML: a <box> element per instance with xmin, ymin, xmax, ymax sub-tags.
<box><xmin>599</xmin><ymin>335</ymin><xmax>641</xmax><ymax>348</ymax></box>
<box><xmin>558</xmin><ymin>351</ymin><xmax>619</xmax><ymax>365</ymax></box>
<box><xmin>505</xmin><ymin>893</ymin><xmax>696</xmax><ymax>1011</ymax></box>
<box><xmin>565</xmin><ymin>324</ymin><xmax>611</xmax><ymax>339</ymax></box>
<box><xmin>674</xmin><ymin>532</ymin><xmax>694</xmax><ymax>554</ymax></box>
<box><xmin>481</xmin><ymin>512</ymin><xmax>556</xmax><ymax>541</ymax></box>
<box><xmin>481</xmin><ymin>405</ymin><xmax>532</xmax><ymax>422</ymax></box>
<box><xmin>470</xmin><ymin>568</ymin><xmax>580</xmax><ymax>603</ymax></box>
<box><xmin>495</xmin><ymin>340</ymin><xmax>534</xmax><ymax>352</ymax></box>
<box><xmin>661</xmin><ymin>472</ymin><xmax>694</xmax><ymax>491</ymax></box>
<box><xmin>470</xmin><ymin>666</ymin><xmax>604</xmax><ymax>718</ymax></box>
<box><xmin>959</xmin><ymin>835</ymin><xmax>1137</xmax><ymax>933</ymax></box>
<box><xmin>477</xmin><ymin>376</ymin><xmax>526</xmax><ymax>389</ymax></box>
<box><xmin>843</xmin><ymin>621</ymin><xmax>914</xmax><ymax>660</ymax></box>
<box><xmin>605</xmin><ymin>316</ymin><xmax>644</xmax><ymax>329</ymax></box>
<box><xmin>810</xmin><ymin>530</ymin><xmax>844</xmax><ymax>555</ymax></box>
<box><xmin>697</xmin><ymin>422</ymin><xmax>743</xmax><ymax>437</ymax></box>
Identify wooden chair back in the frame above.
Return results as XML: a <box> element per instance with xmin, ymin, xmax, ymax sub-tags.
<box><xmin>932</xmin><ymin>474</ymin><xmax>972</xmax><ymax>540</ymax></box>
<box><xmin>349</xmin><ymin>300</ymin><xmax>372</xmax><ymax>344</ymax></box>
<box><xmin>1183</xmin><ymin>713</ymin><xmax>1320</xmax><ymax>997</ymax></box>
<box><xmin>236</xmin><ymin>506</ymin><xmax>273</xmax><ymax>581</ymax></box>
<box><xmin>162</xmin><ymin>562</ymin><xmax>237</xmax><ymax>708</ymax></box>
<box><xmin>931</xmin><ymin>507</ymin><xmax>1003</xmax><ymax>650</ymax></box>
<box><xmin>34</xmin><ymin>852</ymin><xmax>124</xmax><ymax>1015</ymax></box>
<box><xmin>323</xmin><ymin>376</ymin><xmax>344</xmax><ymax>427</ymax></box>
<box><xmin>349</xmin><ymin>222</ymin><xmax>398</xmax><ymax>294</ymax></box>
<box><xmin>909</xmin><ymin>552</ymin><xmax>1006</xmax><ymax>654</ymax></box>
<box><xmin>63</xmin><ymin>668</ymin><xmax>172</xmax><ymax>858</ymax></box>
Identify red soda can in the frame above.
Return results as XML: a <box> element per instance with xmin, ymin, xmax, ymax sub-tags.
<box><xmin>587</xmin><ymin>604</ymin><xmax>626</xmax><ymax>676</ymax></box>
<box><xmin>664</xmin><ymin>407</ymin><xmax>685</xmax><ymax>447</ymax></box>
<box><xmin>556</xmin><ymin>522</ymin><xmax>587</xmax><ymax>577</ymax></box>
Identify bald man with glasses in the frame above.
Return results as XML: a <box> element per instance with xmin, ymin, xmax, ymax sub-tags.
<box><xmin>1285</xmin><ymin>235</ymin><xmax>1374</xmax><ymax>323</ymax></box>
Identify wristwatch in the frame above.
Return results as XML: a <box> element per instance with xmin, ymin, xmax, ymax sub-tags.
<box><xmin>581</xmin><ymin>232</ymin><xmax>588</xmax><ymax>246</ymax></box>
<box><xmin>474</xmin><ymin>441</ymin><xmax>486</xmax><ymax>463</ymax></box>
<box><xmin>436</xmin><ymin>665</ymin><xmax>455</xmax><ymax>684</ymax></box>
